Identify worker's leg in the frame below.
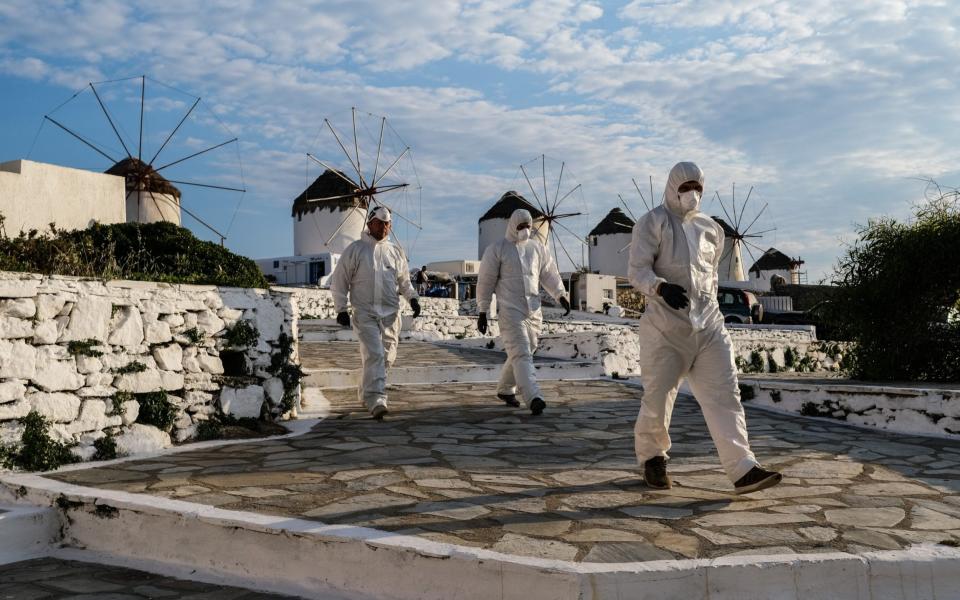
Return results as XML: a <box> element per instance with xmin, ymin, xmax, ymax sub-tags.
<box><xmin>353</xmin><ymin>311</ymin><xmax>388</xmax><ymax>411</ymax></box>
<box><xmin>635</xmin><ymin>324</ymin><xmax>690</xmax><ymax>465</ymax></box>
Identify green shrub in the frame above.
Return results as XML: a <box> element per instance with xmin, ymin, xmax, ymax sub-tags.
<box><xmin>738</xmin><ymin>383</ymin><xmax>756</xmax><ymax>401</ymax></box>
<box><xmin>224</xmin><ymin>319</ymin><xmax>259</xmax><ymax>348</ymax></box>
<box><xmin>749</xmin><ymin>350</ymin><xmax>765</xmax><ymax>373</ymax></box>
<box><xmin>266</xmin><ymin>332</ymin><xmax>304</xmax><ymax>413</ymax></box>
<box><xmin>828</xmin><ymin>188</ymin><xmax>960</xmax><ymax>381</ymax></box>
<box><xmin>783</xmin><ymin>347</ymin><xmax>798</xmax><ymax>369</ymax></box>
<box><xmin>110</xmin><ymin>391</ymin><xmax>134</xmax><ymax>416</ymax></box>
<box><xmin>0</xmin><ymin>220</ymin><xmax>268</xmax><ymax>288</ymax></box>
<box><xmin>135</xmin><ymin>392</ymin><xmax>177</xmax><ymax>432</ymax></box>
<box><xmin>113</xmin><ymin>361</ymin><xmax>147</xmax><ymax>374</ymax></box>
<box><xmin>93</xmin><ymin>434</ymin><xmax>118</xmax><ymax>461</ymax></box>
<box><xmin>195</xmin><ymin>419</ymin><xmax>224</xmax><ymax>441</ymax></box>
<box><xmin>67</xmin><ymin>339</ymin><xmax>104</xmax><ymax>358</ymax></box>
<box><xmin>181</xmin><ymin>327</ymin><xmax>205</xmax><ymax>345</ymax></box>
<box><xmin>0</xmin><ymin>411</ymin><xmax>78</xmax><ymax>471</ymax></box>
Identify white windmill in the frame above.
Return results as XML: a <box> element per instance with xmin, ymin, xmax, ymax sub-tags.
<box><xmin>709</xmin><ymin>184</ymin><xmax>775</xmax><ymax>284</ymax></box>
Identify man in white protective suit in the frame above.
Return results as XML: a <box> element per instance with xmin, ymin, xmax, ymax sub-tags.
<box><xmin>628</xmin><ymin>162</ymin><xmax>782</xmax><ymax>494</ymax></box>
<box><xmin>330</xmin><ymin>206</ymin><xmax>421</xmax><ymax>420</ymax></box>
<box><xmin>476</xmin><ymin>208</ymin><xmax>571</xmax><ymax>415</ymax></box>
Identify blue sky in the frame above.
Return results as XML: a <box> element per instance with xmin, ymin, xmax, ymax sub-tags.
<box><xmin>2</xmin><ymin>0</ymin><xmax>959</xmax><ymax>281</ymax></box>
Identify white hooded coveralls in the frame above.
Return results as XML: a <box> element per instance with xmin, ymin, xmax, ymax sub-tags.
<box><xmin>628</xmin><ymin>162</ymin><xmax>759</xmax><ymax>483</ymax></box>
<box><xmin>330</xmin><ymin>230</ymin><xmax>418</xmax><ymax>411</ymax></box>
<box><xmin>477</xmin><ymin>209</ymin><xmax>567</xmax><ymax>405</ymax></box>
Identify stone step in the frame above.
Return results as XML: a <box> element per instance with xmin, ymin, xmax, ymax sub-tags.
<box><xmin>304</xmin><ymin>359</ymin><xmax>606</xmax><ymax>389</ymax></box>
<box><xmin>0</xmin><ymin>504</ymin><xmax>58</xmax><ymax>565</ymax></box>
<box><xmin>4</xmin><ymin>474</ymin><xmax>959</xmax><ymax>600</ymax></box>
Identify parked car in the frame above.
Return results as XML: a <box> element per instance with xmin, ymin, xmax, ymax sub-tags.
<box><xmin>717</xmin><ymin>286</ymin><xmax>763</xmax><ymax>324</ymax></box>
<box><xmin>763</xmin><ymin>301</ymin><xmax>838</xmax><ymax>340</ymax></box>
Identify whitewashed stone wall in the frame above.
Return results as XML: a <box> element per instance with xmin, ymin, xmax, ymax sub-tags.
<box><xmin>741</xmin><ymin>379</ymin><xmax>960</xmax><ymax>439</ymax></box>
<box><xmin>0</xmin><ymin>272</ymin><xmax>300</xmax><ymax>461</ymax></box>
<box><xmin>278</xmin><ymin>287</ymin><xmax>460</xmax><ymax>319</ymax></box>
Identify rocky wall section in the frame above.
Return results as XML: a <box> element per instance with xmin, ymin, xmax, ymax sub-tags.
<box><xmin>277</xmin><ymin>287</ymin><xmax>460</xmax><ymax>319</ymax></box>
<box><xmin>0</xmin><ymin>272</ymin><xmax>300</xmax><ymax>462</ymax></box>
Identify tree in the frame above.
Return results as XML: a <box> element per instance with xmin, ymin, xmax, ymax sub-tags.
<box><xmin>829</xmin><ymin>182</ymin><xmax>960</xmax><ymax>381</ymax></box>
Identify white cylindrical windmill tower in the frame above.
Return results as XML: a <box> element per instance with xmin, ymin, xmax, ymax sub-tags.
<box><xmin>588</xmin><ymin>207</ymin><xmax>634</xmax><ymax>277</ymax></box>
<box><xmin>105</xmin><ymin>158</ymin><xmax>182</xmax><ymax>225</ymax></box>
<box><xmin>293</xmin><ymin>169</ymin><xmax>367</xmax><ymax>256</ymax></box>
<box><xmin>712</xmin><ymin>216</ymin><xmax>747</xmax><ymax>282</ymax></box>
<box><xmin>478</xmin><ymin>191</ymin><xmax>548</xmax><ymax>259</ymax></box>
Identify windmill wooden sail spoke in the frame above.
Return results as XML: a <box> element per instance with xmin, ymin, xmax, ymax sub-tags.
<box><xmin>42</xmin><ymin>75</ymin><xmax>244</xmax><ymax>244</ymax></box>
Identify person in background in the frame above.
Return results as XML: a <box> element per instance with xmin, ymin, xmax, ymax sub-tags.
<box><xmin>414</xmin><ymin>265</ymin><xmax>429</xmax><ymax>295</ymax></box>
<box><xmin>330</xmin><ymin>206</ymin><xmax>421</xmax><ymax>420</ymax></box>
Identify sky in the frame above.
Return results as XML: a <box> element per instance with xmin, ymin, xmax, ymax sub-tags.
<box><xmin>2</xmin><ymin>0</ymin><xmax>959</xmax><ymax>282</ymax></box>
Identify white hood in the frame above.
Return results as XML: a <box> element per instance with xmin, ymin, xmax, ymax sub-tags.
<box><xmin>663</xmin><ymin>161</ymin><xmax>704</xmax><ymax>218</ymax></box>
<box><xmin>505</xmin><ymin>208</ymin><xmax>533</xmax><ymax>243</ymax></box>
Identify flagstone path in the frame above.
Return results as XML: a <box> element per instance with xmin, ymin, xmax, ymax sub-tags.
<box><xmin>0</xmin><ymin>557</ymin><xmax>298</xmax><ymax>599</ymax></box>
<box><xmin>298</xmin><ymin>340</ymin><xmax>551</xmax><ymax>371</ymax></box>
<box><xmin>50</xmin><ymin>378</ymin><xmax>960</xmax><ymax>563</ymax></box>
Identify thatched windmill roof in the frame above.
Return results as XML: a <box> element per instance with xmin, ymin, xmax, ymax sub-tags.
<box><xmin>750</xmin><ymin>248</ymin><xmax>804</xmax><ymax>272</ymax></box>
<box><xmin>292</xmin><ymin>169</ymin><xmax>361</xmax><ymax>217</ymax></box>
<box><xmin>710</xmin><ymin>216</ymin><xmax>738</xmax><ymax>237</ymax></box>
<box><xmin>589</xmin><ymin>207</ymin><xmax>634</xmax><ymax>236</ymax></box>
<box><xmin>479</xmin><ymin>191</ymin><xmax>545</xmax><ymax>223</ymax></box>
<box><xmin>105</xmin><ymin>158</ymin><xmax>181</xmax><ymax>198</ymax></box>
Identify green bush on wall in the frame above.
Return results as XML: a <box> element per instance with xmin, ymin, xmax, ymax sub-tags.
<box><xmin>827</xmin><ymin>188</ymin><xmax>960</xmax><ymax>381</ymax></box>
<box><xmin>0</xmin><ymin>219</ymin><xmax>268</xmax><ymax>288</ymax></box>
<box><xmin>0</xmin><ymin>411</ymin><xmax>78</xmax><ymax>471</ymax></box>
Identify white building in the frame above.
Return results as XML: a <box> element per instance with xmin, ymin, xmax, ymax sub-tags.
<box><xmin>106</xmin><ymin>158</ymin><xmax>182</xmax><ymax>225</ymax></box>
<box><xmin>426</xmin><ymin>260</ymin><xmax>481</xmax><ymax>278</ymax></box>
<box><xmin>748</xmin><ymin>248</ymin><xmax>805</xmax><ymax>290</ymax></box>
<box><xmin>256</xmin><ymin>253</ymin><xmax>338</xmax><ymax>287</ymax></box>
<box><xmin>292</xmin><ymin>170</ymin><xmax>366</xmax><ymax>256</ymax></box>
<box><xmin>587</xmin><ymin>207</ymin><xmax>634</xmax><ymax>277</ymax></box>
<box><xmin>478</xmin><ymin>191</ymin><xmax>549</xmax><ymax>259</ymax></box>
<box><xmin>570</xmin><ymin>272</ymin><xmax>617</xmax><ymax>313</ymax></box>
<box><xmin>0</xmin><ymin>159</ymin><xmax>125</xmax><ymax>234</ymax></box>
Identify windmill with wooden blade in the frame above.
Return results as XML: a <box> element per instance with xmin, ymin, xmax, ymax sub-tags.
<box><xmin>514</xmin><ymin>154</ymin><xmax>589</xmax><ymax>272</ymax></box>
<box><xmin>298</xmin><ymin>107</ymin><xmax>422</xmax><ymax>258</ymax></box>
<box><xmin>707</xmin><ymin>183</ymin><xmax>776</xmax><ymax>283</ymax></box>
<box><xmin>33</xmin><ymin>75</ymin><xmax>245</xmax><ymax>245</ymax></box>
<box><xmin>612</xmin><ymin>174</ymin><xmax>661</xmax><ymax>257</ymax></box>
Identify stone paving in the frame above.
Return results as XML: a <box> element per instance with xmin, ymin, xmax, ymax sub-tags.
<box><xmin>298</xmin><ymin>340</ymin><xmax>550</xmax><ymax>371</ymax></box>
<box><xmin>50</xmin><ymin>378</ymin><xmax>960</xmax><ymax>563</ymax></box>
<box><xmin>0</xmin><ymin>557</ymin><xmax>297</xmax><ymax>599</ymax></box>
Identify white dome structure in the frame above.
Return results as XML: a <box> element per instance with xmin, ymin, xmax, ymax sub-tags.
<box><xmin>105</xmin><ymin>158</ymin><xmax>181</xmax><ymax>225</ymax></box>
<box><xmin>292</xmin><ymin>169</ymin><xmax>367</xmax><ymax>256</ymax></box>
<box><xmin>477</xmin><ymin>191</ymin><xmax>549</xmax><ymax>259</ymax></box>
<box><xmin>587</xmin><ymin>207</ymin><xmax>634</xmax><ymax>277</ymax></box>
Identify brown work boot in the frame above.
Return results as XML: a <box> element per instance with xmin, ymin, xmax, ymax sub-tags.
<box><xmin>733</xmin><ymin>466</ymin><xmax>782</xmax><ymax>495</ymax></box>
<box><xmin>644</xmin><ymin>456</ymin><xmax>672</xmax><ymax>490</ymax></box>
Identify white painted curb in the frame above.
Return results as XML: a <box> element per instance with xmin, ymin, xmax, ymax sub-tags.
<box><xmin>0</xmin><ymin>503</ymin><xmax>59</xmax><ymax>565</ymax></box>
<box><xmin>2</xmin><ymin>474</ymin><xmax>959</xmax><ymax>600</ymax></box>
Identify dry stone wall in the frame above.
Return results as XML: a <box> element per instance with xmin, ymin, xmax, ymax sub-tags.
<box><xmin>278</xmin><ymin>287</ymin><xmax>460</xmax><ymax>319</ymax></box>
<box><xmin>0</xmin><ymin>272</ymin><xmax>300</xmax><ymax>462</ymax></box>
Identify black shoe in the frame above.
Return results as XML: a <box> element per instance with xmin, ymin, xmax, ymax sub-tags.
<box><xmin>530</xmin><ymin>398</ymin><xmax>546</xmax><ymax>416</ymax></box>
<box><xmin>733</xmin><ymin>466</ymin><xmax>782</xmax><ymax>495</ymax></box>
<box><xmin>644</xmin><ymin>456</ymin><xmax>672</xmax><ymax>490</ymax></box>
<box><xmin>497</xmin><ymin>393</ymin><xmax>521</xmax><ymax>407</ymax></box>
<box><xmin>371</xmin><ymin>404</ymin><xmax>389</xmax><ymax>421</ymax></box>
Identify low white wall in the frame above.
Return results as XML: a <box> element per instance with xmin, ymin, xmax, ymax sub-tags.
<box><xmin>0</xmin><ymin>160</ymin><xmax>125</xmax><ymax>234</ymax></box>
<box><xmin>280</xmin><ymin>287</ymin><xmax>460</xmax><ymax>320</ymax></box>
<box><xmin>0</xmin><ymin>272</ymin><xmax>300</xmax><ymax>463</ymax></box>
<box><xmin>742</xmin><ymin>379</ymin><xmax>960</xmax><ymax>439</ymax></box>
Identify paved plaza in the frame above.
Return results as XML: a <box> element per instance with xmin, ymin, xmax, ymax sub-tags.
<box><xmin>50</xmin><ymin>375</ymin><xmax>960</xmax><ymax>564</ymax></box>
<box><xmin>0</xmin><ymin>557</ymin><xmax>297</xmax><ymax>599</ymax></box>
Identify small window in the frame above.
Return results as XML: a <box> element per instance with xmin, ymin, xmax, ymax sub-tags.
<box><xmin>273</xmin><ymin>260</ymin><xmax>280</xmax><ymax>269</ymax></box>
<box><xmin>603</xmin><ymin>289</ymin><xmax>614</xmax><ymax>299</ymax></box>
<box><xmin>466</xmin><ymin>264</ymin><xmax>475</xmax><ymax>273</ymax></box>
<box><xmin>592</xmin><ymin>236</ymin><xmax>598</xmax><ymax>246</ymax></box>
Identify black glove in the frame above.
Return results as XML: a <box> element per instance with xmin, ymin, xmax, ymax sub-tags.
<box><xmin>410</xmin><ymin>298</ymin><xmax>421</xmax><ymax>318</ymax></box>
<box><xmin>559</xmin><ymin>297</ymin><xmax>571</xmax><ymax>316</ymax></box>
<box><xmin>477</xmin><ymin>312</ymin><xmax>488</xmax><ymax>335</ymax></box>
<box><xmin>336</xmin><ymin>311</ymin><xmax>351</xmax><ymax>328</ymax></box>
<box><xmin>658</xmin><ymin>282</ymin><xmax>689</xmax><ymax>310</ymax></box>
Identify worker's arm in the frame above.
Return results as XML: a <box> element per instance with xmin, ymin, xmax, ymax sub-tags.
<box><xmin>395</xmin><ymin>249</ymin><xmax>418</xmax><ymax>301</ymax></box>
<box><xmin>538</xmin><ymin>244</ymin><xmax>567</xmax><ymax>302</ymax></box>
<box><xmin>329</xmin><ymin>244</ymin><xmax>356</xmax><ymax>314</ymax></box>
<box><xmin>627</xmin><ymin>212</ymin><xmax>667</xmax><ymax>296</ymax></box>
<box><xmin>476</xmin><ymin>243</ymin><xmax>500</xmax><ymax>313</ymax></box>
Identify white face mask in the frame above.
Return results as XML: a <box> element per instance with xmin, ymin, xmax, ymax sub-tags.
<box><xmin>678</xmin><ymin>190</ymin><xmax>701</xmax><ymax>213</ymax></box>
<box><xmin>516</xmin><ymin>227</ymin><xmax>531</xmax><ymax>242</ymax></box>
